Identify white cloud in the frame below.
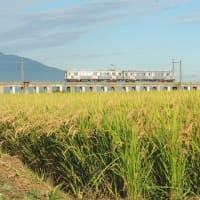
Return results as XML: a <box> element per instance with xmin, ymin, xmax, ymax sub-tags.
<box><xmin>176</xmin><ymin>11</ymin><xmax>200</xmax><ymax>24</ymax></box>
<box><xmin>0</xmin><ymin>0</ymin><xmax>192</xmax><ymax>52</ymax></box>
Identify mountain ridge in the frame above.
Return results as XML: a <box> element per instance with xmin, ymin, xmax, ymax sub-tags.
<box><xmin>0</xmin><ymin>52</ymin><xmax>64</xmax><ymax>82</ymax></box>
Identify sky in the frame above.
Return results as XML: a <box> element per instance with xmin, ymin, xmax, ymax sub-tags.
<box><xmin>1</xmin><ymin>0</ymin><xmax>200</xmax><ymax>81</ymax></box>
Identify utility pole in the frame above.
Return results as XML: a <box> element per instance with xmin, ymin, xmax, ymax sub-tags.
<box><xmin>21</xmin><ymin>57</ymin><xmax>24</xmax><ymax>83</ymax></box>
<box><xmin>20</xmin><ymin>57</ymin><xmax>29</xmax><ymax>94</ymax></box>
<box><xmin>172</xmin><ymin>59</ymin><xmax>182</xmax><ymax>86</ymax></box>
<box><xmin>180</xmin><ymin>60</ymin><xmax>182</xmax><ymax>86</ymax></box>
<box><xmin>172</xmin><ymin>59</ymin><xmax>175</xmax><ymax>74</ymax></box>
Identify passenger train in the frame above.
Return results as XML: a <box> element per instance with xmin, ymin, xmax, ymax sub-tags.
<box><xmin>64</xmin><ymin>69</ymin><xmax>175</xmax><ymax>82</ymax></box>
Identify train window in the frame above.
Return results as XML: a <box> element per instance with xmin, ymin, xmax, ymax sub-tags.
<box><xmin>112</xmin><ymin>72</ymin><xmax>115</xmax><ymax>75</ymax></box>
<box><xmin>125</xmin><ymin>73</ymin><xmax>128</xmax><ymax>76</ymax></box>
<box><xmin>93</xmin><ymin>72</ymin><xmax>97</xmax><ymax>75</ymax></box>
<box><xmin>74</xmin><ymin>72</ymin><xmax>78</xmax><ymax>76</ymax></box>
<box><xmin>156</xmin><ymin>72</ymin><xmax>161</xmax><ymax>76</ymax></box>
<box><xmin>118</xmin><ymin>73</ymin><xmax>122</xmax><ymax>76</ymax></box>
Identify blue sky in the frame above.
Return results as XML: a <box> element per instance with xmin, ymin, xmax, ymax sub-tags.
<box><xmin>0</xmin><ymin>0</ymin><xmax>200</xmax><ymax>81</ymax></box>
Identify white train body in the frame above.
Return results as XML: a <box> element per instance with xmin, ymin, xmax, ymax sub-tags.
<box><xmin>64</xmin><ymin>70</ymin><xmax>175</xmax><ymax>82</ymax></box>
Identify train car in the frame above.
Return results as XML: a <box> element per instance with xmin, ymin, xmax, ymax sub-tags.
<box><xmin>132</xmin><ymin>70</ymin><xmax>175</xmax><ymax>82</ymax></box>
<box><xmin>122</xmin><ymin>71</ymin><xmax>136</xmax><ymax>82</ymax></box>
<box><xmin>64</xmin><ymin>69</ymin><xmax>175</xmax><ymax>82</ymax></box>
<box><xmin>65</xmin><ymin>70</ymin><xmax>124</xmax><ymax>82</ymax></box>
<box><xmin>64</xmin><ymin>71</ymin><xmax>95</xmax><ymax>81</ymax></box>
<box><xmin>151</xmin><ymin>71</ymin><xmax>175</xmax><ymax>82</ymax></box>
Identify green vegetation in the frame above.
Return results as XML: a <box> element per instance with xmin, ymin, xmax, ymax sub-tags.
<box><xmin>0</xmin><ymin>92</ymin><xmax>200</xmax><ymax>199</ymax></box>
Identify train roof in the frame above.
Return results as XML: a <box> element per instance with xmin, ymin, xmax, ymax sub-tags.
<box><xmin>65</xmin><ymin>69</ymin><xmax>174</xmax><ymax>72</ymax></box>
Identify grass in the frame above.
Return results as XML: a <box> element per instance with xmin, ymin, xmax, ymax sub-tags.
<box><xmin>0</xmin><ymin>151</ymin><xmax>70</xmax><ymax>200</ymax></box>
<box><xmin>0</xmin><ymin>92</ymin><xmax>200</xmax><ymax>199</ymax></box>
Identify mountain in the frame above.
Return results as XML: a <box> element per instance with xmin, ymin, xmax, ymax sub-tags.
<box><xmin>0</xmin><ymin>52</ymin><xmax>65</xmax><ymax>82</ymax></box>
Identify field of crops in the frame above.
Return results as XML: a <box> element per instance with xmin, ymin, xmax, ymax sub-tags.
<box><xmin>0</xmin><ymin>92</ymin><xmax>200</xmax><ymax>200</ymax></box>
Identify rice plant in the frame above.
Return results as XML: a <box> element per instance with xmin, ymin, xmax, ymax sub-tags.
<box><xmin>0</xmin><ymin>92</ymin><xmax>200</xmax><ymax>199</ymax></box>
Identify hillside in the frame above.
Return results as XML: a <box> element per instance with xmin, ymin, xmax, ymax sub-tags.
<box><xmin>0</xmin><ymin>52</ymin><xmax>64</xmax><ymax>82</ymax></box>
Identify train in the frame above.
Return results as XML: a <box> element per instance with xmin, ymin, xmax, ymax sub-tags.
<box><xmin>64</xmin><ymin>69</ymin><xmax>175</xmax><ymax>82</ymax></box>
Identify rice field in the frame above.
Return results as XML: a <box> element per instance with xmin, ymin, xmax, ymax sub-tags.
<box><xmin>0</xmin><ymin>91</ymin><xmax>200</xmax><ymax>199</ymax></box>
